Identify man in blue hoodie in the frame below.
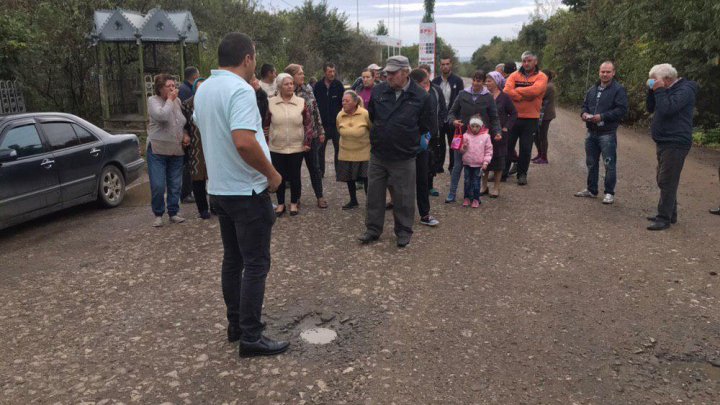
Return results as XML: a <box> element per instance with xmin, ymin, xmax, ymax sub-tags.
<box><xmin>645</xmin><ymin>64</ymin><xmax>699</xmax><ymax>231</ymax></box>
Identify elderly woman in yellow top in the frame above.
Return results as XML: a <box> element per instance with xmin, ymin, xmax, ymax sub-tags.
<box><xmin>268</xmin><ymin>73</ymin><xmax>313</xmax><ymax>216</ymax></box>
<box><xmin>335</xmin><ymin>90</ymin><xmax>372</xmax><ymax>210</ymax></box>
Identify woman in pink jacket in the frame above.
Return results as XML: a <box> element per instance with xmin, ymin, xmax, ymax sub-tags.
<box><xmin>461</xmin><ymin>116</ymin><xmax>493</xmax><ymax>208</ymax></box>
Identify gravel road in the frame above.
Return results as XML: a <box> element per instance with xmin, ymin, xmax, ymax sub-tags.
<box><xmin>1</xmin><ymin>107</ymin><xmax>719</xmax><ymax>404</ymax></box>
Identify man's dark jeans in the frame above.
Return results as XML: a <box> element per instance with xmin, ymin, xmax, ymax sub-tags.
<box><xmin>210</xmin><ymin>191</ymin><xmax>275</xmax><ymax>342</ymax></box>
<box><xmin>505</xmin><ymin>118</ymin><xmax>537</xmax><ymax>177</ymax></box>
<box><xmin>415</xmin><ymin>150</ymin><xmax>430</xmax><ymax>218</ymax></box>
<box><xmin>585</xmin><ymin>131</ymin><xmax>617</xmax><ymax>195</ymax></box>
<box><xmin>303</xmin><ymin>138</ymin><xmax>324</xmax><ymax>198</ymax></box>
<box><xmin>319</xmin><ymin>125</ymin><xmax>339</xmax><ymax>177</ymax></box>
<box><xmin>655</xmin><ymin>144</ymin><xmax>689</xmax><ymax>224</ymax></box>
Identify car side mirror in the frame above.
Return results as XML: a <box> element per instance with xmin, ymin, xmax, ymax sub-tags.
<box><xmin>0</xmin><ymin>148</ymin><xmax>18</xmax><ymax>163</ymax></box>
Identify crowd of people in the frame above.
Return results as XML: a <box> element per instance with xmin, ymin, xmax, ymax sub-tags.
<box><xmin>144</xmin><ymin>32</ymin><xmax>705</xmax><ymax>357</ymax></box>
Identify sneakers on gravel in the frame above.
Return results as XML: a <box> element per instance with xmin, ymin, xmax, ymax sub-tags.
<box><xmin>471</xmin><ymin>199</ymin><xmax>480</xmax><ymax>208</ymax></box>
<box><xmin>574</xmin><ymin>189</ymin><xmax>597</xmax><ymax>198</ymax></box>
<box><xmin>152</xmin><ymin>216</ymin><xmax>163</xmax><ymax>227</ymax></box>
<box><xmin>420</xmin><ymin>215</ymin><xmax>439</xmax><ymax>226</ymax></box>
<box><xmin>602</xmin><ymin>193</ymin><xmax>615</xmax><ymax>204</ymax></box>
<box><xmin>462</xmin><ymin>198</ymin><xmax>471</xmax><ymax>207</ymax></box>
<box><xmin>517</xmin><ymin>174</ymin><xmax>528</xmax><ymax>186</ymax></box>
<box><xmin>169</xmin><ymin>215</ymin><xmax>186</xmax><ymax>224</ymax></box>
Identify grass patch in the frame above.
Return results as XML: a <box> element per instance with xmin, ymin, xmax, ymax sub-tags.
<box><xmin>693</xmin><ymin>127</ymin><xmax>720</xmax><ymax>148</ymax></box>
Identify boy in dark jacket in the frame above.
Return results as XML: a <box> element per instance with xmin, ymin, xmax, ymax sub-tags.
<box><xmin>645</xmin><ymin>64</ymin><xmax>698</xmax><ymax>230</ymax></box>
<box><xmin>313</xmin><ymin>62</ymin><xmax>345</xmax><ymax>177</ymax></box>
<box><xmin>432</xmin><ymin>57</ymin><xmax>465</xmax><ymax>172</ymax></box>
<box><xmin>574</xmin><ymin>61</ymin><xmax>628</xmax><ymax>204</ymax></box>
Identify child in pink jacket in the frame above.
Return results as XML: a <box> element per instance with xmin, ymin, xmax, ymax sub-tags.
<box><xmin>461</xmin><ymin>117</ymin><xmax>494</xmax><ymax>207</ymax></box>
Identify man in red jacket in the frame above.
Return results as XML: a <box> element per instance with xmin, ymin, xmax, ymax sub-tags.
<box><xmin>504</xmin><ymin>51</ymin><xmax>548</xmax><ymax>185</ymax></box>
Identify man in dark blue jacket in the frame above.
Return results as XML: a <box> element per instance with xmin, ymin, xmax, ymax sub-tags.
<box><xmin>179</xmin><ymin>66</ymin><xmax>199</xmax><ymax>102</ymax></box>
<box><xmin>431</xmin><ymin>57</ymin><xmax>465</xmax><ymax>172</ymax></box>
<box><xmin>313</xmin><ymin>62</ymin><xmax>345</xmax><ymax>177</ymax></box>
<box><xmin>575</xmin><ymin>61</ymin><xmax>628</xmax><ymax>204</ymax></box>
<box><xmin>645</xmin><ymin>64</ymin><xmax>698</xmax><ymax>230</ymax></box>
<box><xmin>359</xmin><ymin>56</ymin><xmax>433</xmax><ymax>248</ymax></box>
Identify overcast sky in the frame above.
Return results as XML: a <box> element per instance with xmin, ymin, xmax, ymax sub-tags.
<box><xmin>263</xmin><ymin>0</ymin><xmax>540</xmax><ymax>58</ymax></box>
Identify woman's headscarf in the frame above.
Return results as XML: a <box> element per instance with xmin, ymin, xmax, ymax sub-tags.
<box><xmin>487</xmin><ymin>71</ymin><xmax>505</xmax><ymax>90</ymax></box>
<box><xmin>192</xmin><ymin>77</ymin><xmax>206</xmax><ymax>93</ymax></box>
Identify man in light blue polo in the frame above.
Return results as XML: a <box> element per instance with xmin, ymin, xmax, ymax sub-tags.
<box><xmin>193</xmin><ymin>32</ymin><xmax>288</xmax><ymax>357</ymax></box>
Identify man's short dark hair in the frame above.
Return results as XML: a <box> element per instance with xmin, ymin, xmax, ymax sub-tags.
<box><xmin>184</xmin><ymin>66</ymin><xmax>199</xmax><ymax>80</ymax></box>
<box><xmin>218</xmin><ymin>32</ymin><xmax>255</xmax><ymax>67</ymax></box>
<box><xmin>323</xmin><ymin>62</ymin><xmax>336</xmax><ymax>72</ymax></box>
<box><xmin>503</xmin><ymin>62</ymin><xmax>517</xmax><ymax>75</ymax></box>
<box><xmin>472</xmin><ymin>70</ymin><xmax>486</xmax><ymax>82</ymax></box>
<box><xmin>440</xmin><ymin>56</ymin><xmax>452</xmax><ymax>63</ymax></box>
<box><xmin>260</xmin><ymin>63</ymin><xmax>275</xmax><ymax>78</ymax></box>
<box><xmin>409</xmin><ymin>68</ymin><xmax>428</xmax><ymax>83</ymax></box>
<box><xmin>600</xmin><ymin>60</ymin><xmax>616</xmax><ymax>70</ymax></box>
<box><xmin>418</xmin><ymin>64</ymin><xmax>431</xmax><ymax>73</ymax></box>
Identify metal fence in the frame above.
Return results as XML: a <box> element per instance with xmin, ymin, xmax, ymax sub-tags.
<box><xmin>0</xmin><ymin>80</ymin><xmax>27</xmax><ymax>115</ymax></box>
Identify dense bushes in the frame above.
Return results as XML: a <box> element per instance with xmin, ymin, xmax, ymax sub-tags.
<box><xmin>471</xmin><ymin>0</ymin><xmax>720</xmax><ymax>139</ymax></box>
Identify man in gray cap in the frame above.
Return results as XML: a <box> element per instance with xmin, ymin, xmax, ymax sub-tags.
<box><xmin>358</xmin><ymin>55</ymin><xmax>433</xmax><ymax>248</ymax></box>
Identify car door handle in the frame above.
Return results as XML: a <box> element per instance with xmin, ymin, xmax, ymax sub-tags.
<box><xmin>40</xmin><ymin>158</ymin><xmax>55</xmax><ymax>169</ymax></box>
<box><xmin>90</xmin><ymin>147</ymin><xmax>101</xmax><ymax>156</ymax></box>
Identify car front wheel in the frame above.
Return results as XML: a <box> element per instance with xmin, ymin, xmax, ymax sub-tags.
<box><xmin>98</xmin><ymin>165</ymin><xmax>125</xmax><ymax>208</ymax></box>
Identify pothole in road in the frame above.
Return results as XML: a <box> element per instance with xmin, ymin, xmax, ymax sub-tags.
<box><xmin>300</xmin><ymin>327</ymin><xmax>337</xmax><ymax>344</ymax></box>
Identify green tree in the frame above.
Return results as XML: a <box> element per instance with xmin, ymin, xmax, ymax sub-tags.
<box><xmin>375</xmin><ymin>20</ymin><xmax>388</xmax><ymax>36</ymax></box>
<box><xmin>422</xmin><ymin>0</ymin><xmax>435</xmax><ymax>23</ymax></box>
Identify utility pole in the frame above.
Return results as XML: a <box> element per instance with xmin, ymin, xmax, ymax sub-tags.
<box><xmin>356</xmin><ymin>0</ymin><xmax>359</xmax><ymax>33</ymax></box>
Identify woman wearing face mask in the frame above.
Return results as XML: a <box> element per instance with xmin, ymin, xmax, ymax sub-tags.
<box><xmin>284</xmin><ymin>64</ymin><xmax>328</xmax><ymax>209</ymax></box>
<box><xmin>445</xmin><ymin>70</ymin><xmax>501</xmax><ymax>203</ymax></box>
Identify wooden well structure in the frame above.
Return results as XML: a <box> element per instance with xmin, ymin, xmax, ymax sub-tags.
<box><xmin>88</xmin><ymin>8</ymin><xmax>203</xmax><ymax>135</ymax></box>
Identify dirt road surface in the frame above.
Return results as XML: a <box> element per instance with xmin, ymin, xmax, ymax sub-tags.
<box><xmin>2</xmin><ymin>107</ymin><xmax>720</xmax><ymax>404</ymax></box>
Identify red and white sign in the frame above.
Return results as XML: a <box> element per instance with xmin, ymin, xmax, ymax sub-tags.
<box><xmin>419</xmin><ymin>22</ymin><xmax>436</xmax><ymax>78</ymax></box>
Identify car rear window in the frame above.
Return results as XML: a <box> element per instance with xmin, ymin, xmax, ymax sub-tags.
<box><xmin>72</xmin><ymin>124</ymin><xmax>98</xmax><ymax>144</ymax></box>
<box><xmin>42</xmin><ymin>122</ymin><xmax>80</xmax><ymax>150</ymax></box>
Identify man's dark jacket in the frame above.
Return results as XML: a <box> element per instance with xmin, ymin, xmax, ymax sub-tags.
<box><xmin>313</xmin><ymin>79</ymin><xmax>344</xmax><ymax>127</ymax></box>
<box><xmin>179</xmin><ymin>80</ymin><xmax>194</xmax><ymax>103</ymax></box>
<box><xmin>431</xmin><ymin>73</ymin><xmax>464</xmax><ymax>118</ymax></box>
<box><xmin>428</xmin><ymin>83</ymin><xmax>448</xmax><ymax>141</ymax></box>
<box><xmin>581</xmin><ymin>79</ymin><xmax>628</xmax><ymax>134</ymax></box>
<box><xmin>646</xmin><ymin>78</ymin><xmax>698</xmax><ymax>149</ymax></box>
<box><xmin>367</xmin><ymin>79</ymin><xmax>433</xmax><ymax>161</ymax></box>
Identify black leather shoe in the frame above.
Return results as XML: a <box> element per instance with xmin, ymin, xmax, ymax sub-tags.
<box><xmin>239</xmin><ymin>335</ymin><xmax>290</xmax><ymax>357</ymax></box>
<box><xmin>647</xmin><ymin>221</ymin><xmax>670</xmax><ymax>231</ymax></box>
<box><xmin>342</xmin><ymin>201</ymin><xmax>359</xmax><ymax>210</ymax></box>
<box><xmin>396</xmin><ymin>235</ymin><xmax>411</xmax><ymax>248</ymax></box>
<box><xmin>358</xmin><ymin>233</ymin><xmax>379</xmax><ymax>244</ymax></box>
<box><xmin>646</xmin><ymin>215</ymin><xmax>677</xmax><ymax>224</ymax></box>
<box><xmin>228</xmin><ymin>325</ymin><xmax>241</xmax><ymax>343</ymax></box>
<box><xmin>710</xmin><ymin>207</ymin><xmax>720</xmax><ymax>216</ymax></box>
